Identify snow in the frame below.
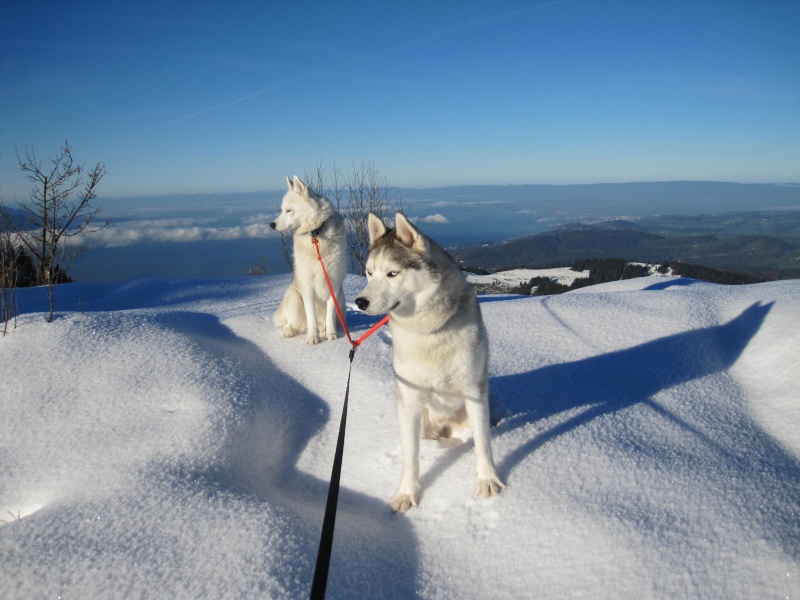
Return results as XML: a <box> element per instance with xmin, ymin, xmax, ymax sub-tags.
<box><xmin>1</xmin><ymin>274</ymin><xmax>799</xmax><ymax>599</ymax></box>
<box><xmin>467</xmin><ymin>267</ymin><xmax>591</xmax><ymax>288</ymax></box>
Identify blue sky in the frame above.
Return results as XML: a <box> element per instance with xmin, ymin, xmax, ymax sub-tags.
<box><xmin>2</xmin><ymin>0</ymin><xmax>799</xmax><ymax>198</ymax></box>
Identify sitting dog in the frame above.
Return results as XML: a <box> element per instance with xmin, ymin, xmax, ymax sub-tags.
<box><xmin>355</xmin><ymin>212</ymin><xmax>504</xmax><ymax>511</ymax></box>
<box><xmin>270</xmin><ymin>176</ymin><xmax>347</xmax><ymax>345</ymax></box>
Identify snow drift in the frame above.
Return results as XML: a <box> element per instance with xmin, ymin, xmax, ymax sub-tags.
<box><xmin>1</xmin><ymin>274</ymin><xmax>798</xmax><ymax>599</ymax></box>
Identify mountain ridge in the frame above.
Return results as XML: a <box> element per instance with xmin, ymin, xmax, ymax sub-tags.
<box><xmin>451</xmin><ymin>212</ymin><xmax>800</xmax><ymax>279</ymax></box>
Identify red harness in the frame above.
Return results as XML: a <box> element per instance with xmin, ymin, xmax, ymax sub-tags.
<box><xmin>311</xmin><ymin>235</ymin><xmax>389</xmax><ymax>349</ymax></box>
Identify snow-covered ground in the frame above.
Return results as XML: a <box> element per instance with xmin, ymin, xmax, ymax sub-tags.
<box><xmin>466</xmin><ymin>267</ymin><xmax>591</xmax><ymax>289</ymax></box>
<box><xmin>1</xmin><ymin>274</ymin><xmax>798</xmax><ymax>599</ymax></box>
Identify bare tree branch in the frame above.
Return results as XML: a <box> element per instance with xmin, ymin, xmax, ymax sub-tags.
<box><xmin>275</xmin><ymin>159</ymin><xmax>401</xmax><ymax>276</ymax></box>
<box><xmin>12</xmin><ymin>141</ymin><xmax>110</xmax><ymax>321</ymax></box>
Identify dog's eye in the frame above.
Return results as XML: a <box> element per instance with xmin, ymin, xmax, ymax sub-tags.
<box><xmin>285</xmin><ymin>209</ymin><xmax>293</xmax><ymax>213</ymax></box>
<box><xmin>366</xmin><ymin>270</ymin><xmax>372</xmax><ymax>277</ymax></box>
<box><xmin>387</xmin><ymin>271</ymin><xmax>399</xmax><ymax>278</ymax></box>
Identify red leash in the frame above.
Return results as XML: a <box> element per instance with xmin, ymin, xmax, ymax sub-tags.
<box><xmin>311</xmin><ymin>235</ymin><xmax>389</xmax><ymax>348</ymax></box>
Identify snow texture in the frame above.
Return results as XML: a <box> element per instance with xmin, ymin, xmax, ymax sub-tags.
<box><xmin>1</xmin><ymin>274</ymin><xmax>798</xmax><ymax>599</ymax></box>
<box><xmin>467</xmin><ymin>267</ymin><xmax>591</xmax><ymax>288</ymax></box>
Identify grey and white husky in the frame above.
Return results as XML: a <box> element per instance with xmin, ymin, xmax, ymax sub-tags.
<box><xmin>355</xmin><ymin>212</ymin><xmax>504</xmax><ymax>512</ymax></box>
<box><xmin>270</xmin><ymin>176</ymin><xmax>347</xmax><ymax>345</ymax></box>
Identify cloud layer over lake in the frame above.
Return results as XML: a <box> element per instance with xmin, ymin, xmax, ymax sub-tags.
<box><xmin>83</xmin><ymin>218</ymin><xmax>277</xmax><ymax>247</ymax></box>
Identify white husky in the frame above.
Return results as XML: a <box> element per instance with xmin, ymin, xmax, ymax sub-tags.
<box><xmin>355</xmin><ymin>212</ymin><xmax>504</xmax><ymax>512</ymax></box>
<box><xmin>270</xmin><ymin>176</ymin><xmax>347</xmax><ymax>345</ymax></box>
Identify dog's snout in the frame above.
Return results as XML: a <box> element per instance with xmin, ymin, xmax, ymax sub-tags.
<box><xmin>270</xmin><ymin>222</ymin><xmax>277</xmax><ymax>230</ymax></box>
<box><xmin>355</xmin><ymin>297</ymin><xmax>369</xmax><ymax>311</ymax></box>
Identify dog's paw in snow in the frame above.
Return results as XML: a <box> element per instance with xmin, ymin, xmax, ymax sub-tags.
<box><xmin>326</xmin><ymin>330</ymin><xmax>338</xmax><ymax>342</ymax></box>
<box><xmin>475</xmin><ymin>477</ymin><xmax>505</xmax><ymax>499</ymax></box>
<box><xmin>306</xmin><ymin>332</ymin><xmax>320</xmax><ymax>345</ymax></box>
<box><xmin>390</xmin><ymin>491</ymin><xmax>418</xmax><ymax>513</ymax></box>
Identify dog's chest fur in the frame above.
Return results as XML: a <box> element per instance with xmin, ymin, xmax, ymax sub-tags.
<box><xmin>391</xmin><ymin>295</ymin><xmax>488</xmax><ymax>396</ymax></box>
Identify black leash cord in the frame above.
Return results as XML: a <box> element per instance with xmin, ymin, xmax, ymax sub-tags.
<box><xmin>309</xmin><ymin>347</ymin><xmax>355</xmax><ymax>600</ymax></box>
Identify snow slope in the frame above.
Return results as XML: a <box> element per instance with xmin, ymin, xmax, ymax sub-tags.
<box><xmin>466</xmin><ymin>266</ymin><xmax>591</xmax><ymax>288</ymax></box>
<box><xmin>1</xmin><ymin>274</ymin><xmax>798</xmax><ymax>599</ymax></box>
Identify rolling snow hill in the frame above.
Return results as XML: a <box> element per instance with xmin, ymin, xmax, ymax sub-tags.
<box><xmin>1</xmin><ymin>274</ymin><xmax>798</xmax><ymax>599</ymax></box>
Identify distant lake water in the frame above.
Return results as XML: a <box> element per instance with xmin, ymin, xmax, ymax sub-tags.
<box><xmin>69</xmin><ymin>183</ymin><xmax>799</xmax><ymax>283</ymax></box>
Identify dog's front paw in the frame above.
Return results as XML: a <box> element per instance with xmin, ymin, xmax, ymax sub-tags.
<box><xmin>326</xmin><ymin>330</ymin><xmax>339</xmax><ymax>341</ymax></box>
<box><xmin>306</xmin><ymin>332</ymin><xmax>320</xmax><ymax>345</ymax></box>
<box><xmin>389</xmin><ymin>491</ymin><xmax>418</xmax><ymax>513</ymax></box>
<box><xmin>475</xmin><ymin>476</ymin><xmax>505</xmax><ymax>499</ymax></box>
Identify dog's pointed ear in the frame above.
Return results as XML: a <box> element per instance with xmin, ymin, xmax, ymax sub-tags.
<box><xmin>292</xmin><ymin>175</ymin><xmax>308</xmax><ymax>196</ymax></box>
<box><xmin>368</xmin><ymin>212</ymin><xmax>387</xmax><ymax>246</ymax></box>
<box><xmin>286</xmin><ymin>176</ymin><xmax>293</xmax><ymax>191</ymax></box>
<box><xmin>394</xmin><ymin>212</ymin><xmax>425</xmax><ymax>251</ymax></box>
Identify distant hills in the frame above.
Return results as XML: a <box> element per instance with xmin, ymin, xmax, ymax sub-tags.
<box><xmin>5</xmin><ymin>180</ymin><xmax>800</xmax><ymax>283</ymax></box>
<box><xmin>399</xmin><ymin>181</ymin><xmax>800</xmax><ymax>216</ymax></box>
<box><xmin>451</xmin><ymin>211</ymin><xmax>800</xmax><ymax>280</ymax></box>
<box><xmin>397</xmin><ymin>181</ymin><xmax>800</xmax><ymax>248</ymax></box>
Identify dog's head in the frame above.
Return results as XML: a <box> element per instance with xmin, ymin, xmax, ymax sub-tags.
<box><xmin>270</xmin><ymin>176</ymin><xmax>333</xmax><ymax>235</ymax></box>
<box><xmin>355</xmin><ymin>212</ymin><xmax>439</xmax><ymax>316</ymax></box>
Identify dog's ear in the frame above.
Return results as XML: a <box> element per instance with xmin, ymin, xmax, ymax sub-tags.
<box><xmin>286</xmin><ymin>176</ymin><xmax>293</xmax><ymax>191</ymax></box>
<box><xmin>394</xmin><ymin>212</ymin><xmax>425</xmax><ymax>252</ymax></box>
<box><xmin>368</xmin><ymin>212</ymin><xmax>387</xmax><ymax>246</ymax></box>
<box><xmin>292</xmin><ymin>176</ymin><xmax>308</xmax><ymax>196</ymax></box>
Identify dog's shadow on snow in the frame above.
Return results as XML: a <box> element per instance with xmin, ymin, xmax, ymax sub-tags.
<box><xmin>494</xmin><ymin>301</ymin><xmax>776</xmax><ymax>470</ymax></box>
<box><xmin>153</xmin><ymin>312</ymin><xmax>418</xmax><ymax>600</ymax></box>
<box><xmin>423</xmin><ymin>301</ymin><xmax>800</xmax><ymax>560</ymax></box>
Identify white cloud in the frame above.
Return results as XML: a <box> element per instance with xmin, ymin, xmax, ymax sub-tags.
<box><xmin>412</xmin><ymin>214</ymin><xmax>450</xmax><ymax>224</ymax></box>
<box><xmin>429</xmin><ymin>200</ymin><xmax>510</xmax><ymax>207</ymax></box>
<box><xmin>242</xmin><ymin>213</ymin><xmax>276</xmax><ymax>225</ymax></box>
<box><xmin>80</xmin><ymin>218</ymin><xmax>276</xmax><ymax>247</ymax></box>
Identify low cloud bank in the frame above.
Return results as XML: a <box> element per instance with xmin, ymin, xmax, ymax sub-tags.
<box><xmin>73</xmin><ymin>213</ymin><xmax>449</xmax><ymax>248</ymax></box>
<box><xmin>412</xmin><ymin>213</ymin><xmax>450</xmax><ymax>224</ymax></box>
<box><xmin>81</xmin><ymin>219</ymin><xmax>276</xmax><ymax>247</ymax></box>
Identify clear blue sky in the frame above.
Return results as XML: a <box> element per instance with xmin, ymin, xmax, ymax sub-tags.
<box><xmin>2</xmin><ymin>0</ymin><xmax>799</xmax><ymax>198</ymax></box>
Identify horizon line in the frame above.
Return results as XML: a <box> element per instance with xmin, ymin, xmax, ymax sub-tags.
<box><xmin>94</xmin><ymin>179</ymin><xmax>800</xmax><ymax>200</ymax></box>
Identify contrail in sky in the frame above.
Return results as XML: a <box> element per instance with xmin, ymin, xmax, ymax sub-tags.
<box><xmin>144</xmin><ymin>0</ymin><xmax>572</xmax><ymax>133</ymax></box>
<box><xmin>138</xmin><ymin>73</ymin><xmax>313</xmax><ymax>135</ymax></box>
<box><xmin>405</xmin><ymin>0</ymin><xmax>573</xmax><ymax>45</ymax></box>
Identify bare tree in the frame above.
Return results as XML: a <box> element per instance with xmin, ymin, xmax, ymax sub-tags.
<box><xmin>1</xmin><ymin>206</ymin><xmax>19</xmax><ymax>334</ymax></box>
<box><xmin>272</xmin><ymin>159</ymin><xmax>401</xmax><ymax>275</ymax></box>
<box><xmin>13</xmin><ymin>141</ymin><xmax>110</xmax><ymax>322</ymax></box>
<box><xmin>300</xmin><ymin>158</ymin><xmax>402</xmax><ymax>274</ymax></box>
<box><xmin>343</xmin><ymin>161</ymin><xmax>403</xmax><ymax>275</ymax></box>
<box><xmin>247</xmin><ymin>254</ymin><xmax>279</xmax><ymax>276</ymax></box>
<box><xmin>304</xmin><ymin>157</ymin><xmax>344</xmax><ymax>212</ymax></box>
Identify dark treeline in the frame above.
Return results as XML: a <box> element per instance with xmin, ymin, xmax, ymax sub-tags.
<box><xmin>1</xmin><ymin>243</ymin><xmax>71</xmax><ymax>288</ymax></box>
<box><xmin>660</xmin><ymin>261</ymin><xmax>763</xmax><ymax>285</ymax></box>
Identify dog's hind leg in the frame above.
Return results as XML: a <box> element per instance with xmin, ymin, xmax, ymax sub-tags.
<box><xmin>274</xmin><ymin>287</ymin><xmax>306</xmax><ymax>338</ymax></box>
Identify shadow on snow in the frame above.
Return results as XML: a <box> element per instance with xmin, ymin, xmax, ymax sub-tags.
<box><xmin>424</xmin><ymin>301</ymin><xmax>799</xmax><ymax>561</ymax></box>
<box><xmin>496</xmin><ymin>301</ymin><xmax>799</xmax><ymax>560</ymax></box>
<box><xmin>154</xmin><ymin>311</ymin><xmax>418</xmax><ymax>600</ymax></box>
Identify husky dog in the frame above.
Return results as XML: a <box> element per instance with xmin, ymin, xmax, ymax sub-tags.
<box><xmin>355</xmin><ymin>212</ymin><xmax>504</xmax><ymax>512</ymax></box>
<box><xmin>270</xmin><ymin>176</ymin><xmax>347</xmax><ymax>345</ymax></box>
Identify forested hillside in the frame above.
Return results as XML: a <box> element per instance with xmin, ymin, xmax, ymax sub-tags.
<box><xmin>452</xmin><ymin>212</ymin><xmax>800</xmax><ymax>280</ymax></box>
